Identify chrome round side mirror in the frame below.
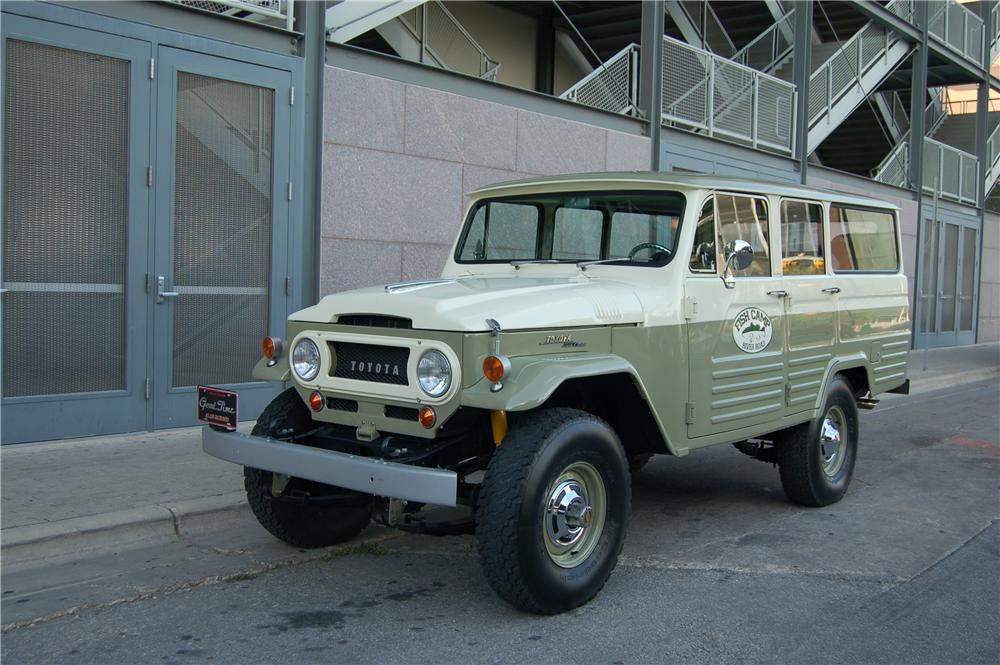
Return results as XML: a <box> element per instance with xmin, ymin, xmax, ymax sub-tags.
<box><xmin>721</xmin><ymin>239</ymin><xmax>754</xmax><ymax>289</ymax></box>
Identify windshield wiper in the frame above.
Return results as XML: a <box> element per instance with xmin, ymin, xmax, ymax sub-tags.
<box><xmin>576</xmin><ymin>257</ymin><xmax>631</xmax><ymax>270</ymax></box>
<box><xmin>509</xmin><ymin>259</ymin><xmax>571</xmax><ymax>269</ymax></box>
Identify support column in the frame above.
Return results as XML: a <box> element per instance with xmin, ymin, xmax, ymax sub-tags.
<box><xmin>909</xmin><ymin>0</ymin><xmax>929</xmax><ymax>349</ymax></box>
<box><xmin>792</xmin><ymin>0</ymin><xmax>813</xmax><ymax>183</ymax></box>
<box><xmin>535</xmin><ymin>8</ymin><xmax>555</xmax><ymax>95</ymax></box>
<box><xmin>640</xmin><ymin>0</ymin><xmax>665</xmax><ymax>171</ymax></box>
<box><xmin>908</xmin><ymin>0</ymin><xmax>929</xmax><ymax>194</ymax></box>
<box><xmin>295</xmin><ymin>0</ymin><xmax>326</xmax><ymax>307</ymax></box>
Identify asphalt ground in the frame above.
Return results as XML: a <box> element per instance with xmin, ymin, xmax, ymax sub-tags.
<box><xmin>2</xmin><ymin>379</ymin><xmax>998</xmax><ymax>664</ymax></box>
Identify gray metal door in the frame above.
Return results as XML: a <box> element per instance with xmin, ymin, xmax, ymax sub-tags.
<box><xmin>1</xmin><ymin>17</ymin><xmax>151</xmax><ymax>444</ymax></box>
<box><xmin>150</xmin><ymin>47</ymin><xmax>290</xmax><ymax>429</ymax></box>
<box><xmin>917</xmin><ymin>215</ymin><xmax>979</xmax><ymax>349</ymax></box>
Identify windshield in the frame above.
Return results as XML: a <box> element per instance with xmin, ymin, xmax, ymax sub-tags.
<box><xmin>455</xmin><ymin>190</ymin><xmax>686</xmax><ymax>267</ymax></box>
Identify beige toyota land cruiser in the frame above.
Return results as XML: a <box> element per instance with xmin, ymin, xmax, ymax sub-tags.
<box><xmin>203</xmin><ymin>173</ymin><xmax>911</xmax><ymax>614</ymax></box>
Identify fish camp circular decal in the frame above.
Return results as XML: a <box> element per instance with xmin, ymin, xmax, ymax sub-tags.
<box><xmin>732</xmin><ymin>307</ymin><xmax>773</xmax><ymax>353</ymax></box>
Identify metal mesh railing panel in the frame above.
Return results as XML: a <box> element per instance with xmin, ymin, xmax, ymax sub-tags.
<box><xmin>171</xmin><ymin>72</ymin><xmax>273</xmax><ymax>388</ymax></box>
<box><xmin>661</xmin><ymin>39</ymin><xmax>710</xmax><ymax>128</ymax></box>
<box><xmin>929</xmin><ymin>0</ymin><xmax>984</xmax><ymax>62</ymax></box>
<box><xmin>711</xmin><ymin>60</ymin><xmax>753</xmax><ymax>140</ymax></box>
<box><xmin>562</xmin><ymin>46</ymin><xmax>636</xmax><ymax>114</ymax></box>
<box><xmin>756</xmin><ymin>77</ymin><xmax>794</xmax><ymax>151</ymax></box>
<box><xmin>939</xmin><ymin>145</ymin><xmax>961</xmax><ymax>198</ymax></box>
<box><xmin>960</xmin><ymin>156</ymin><xmax>978</xmax><ymax>203</ymax></box>
<box><xmin>2</xmin><ymin>39</ymin><xmax>129</xmax><ymax>396</ymax></box>
<box><xmin>923</xmin><ymin>141</ymin><xmax>941</xmax><ymax>189</ymax></box>
<box><xmin>859</xmin><ymin>23</ymin><xmax>884</xmax><ymax>68</ymax></box>
<box><xmin>873</xmin><ymin>141</ymin><xmax>908</xmax><ymax>188</ymax></box>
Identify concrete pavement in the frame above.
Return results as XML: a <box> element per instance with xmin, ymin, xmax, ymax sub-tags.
<box><xmin>1</xmin><ymin>342</ymin><xmax>997</xmax><ymax>570</ymax></box>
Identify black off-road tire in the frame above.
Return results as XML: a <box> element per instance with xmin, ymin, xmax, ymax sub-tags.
<box><xmin>245</xmin><ymin>388</ymin><xmax>371</xmax><ymax>548</ymax></box>
<box><xmin>475</xmin><ymin>408</ymin><xmax>631</xmax><ymax>615</ymax></box>
<box><xmin>777</xmin><ymin>375</ymin><xmax>859</xmax><ymax>507</ymax></box>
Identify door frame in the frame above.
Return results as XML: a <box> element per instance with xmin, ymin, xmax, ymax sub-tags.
<box><xmin>150</xmin><ymin>46</ymin><xmax>292</xmax><ymax>429</ymax></box>
<box><xmin>0</xmin><ymin>15</ymin><xmax>152</xmax><ymax>444</ymax></box>
<box><xmin>915</xmin><ymin>206</ymin><xmax>979</xmax><ymax>349</ymax></box>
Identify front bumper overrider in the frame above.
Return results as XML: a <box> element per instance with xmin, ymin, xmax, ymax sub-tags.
<box><xmin>202</xmin><ymin>427</ymin><xmax>458</xmax><ymax>507</ymax></box>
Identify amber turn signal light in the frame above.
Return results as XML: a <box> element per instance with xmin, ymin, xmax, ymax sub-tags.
<box><xmin>482</xmin><ymin>355</ymin><xmax>511</xmax><ymax>383</ymax></box>
<box><xmin>262</xmin><ymin>336</ymin><xmax>282</xmax><ymax>359</ymax></box>
<box><xmin>418</xmin><ymin>406</ymin><xmax>436</xmax><ymax>429</ymax></box>
<box><xmin>308</xmin><ymin>391</ymin><xmax>323</xmax><ymax>412</ymax></box>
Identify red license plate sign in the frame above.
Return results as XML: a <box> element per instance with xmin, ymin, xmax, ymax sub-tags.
<box><xmin>197</xmin><ymin>385</ymin><xmax>238</xmax><ymax>430</ymax></box>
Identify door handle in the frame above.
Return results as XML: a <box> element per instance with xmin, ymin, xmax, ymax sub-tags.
<box><xmin>821</xmin><ymin>287</ymin><xmax>841</xmax><ymax>294</ymax></box>
<box><xmin>767</xmin><ymin>290</ymin><xmax>788</xmax><ymax>298</ymax></box>
<box><xmin>156</xmin><ymin>276</ymin><xmax>180</xmax><ymax>304</ymax></box>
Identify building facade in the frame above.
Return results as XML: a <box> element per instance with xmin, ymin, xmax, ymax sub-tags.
<box><xmin>1</xmin><ymin>0</ymin><xmax>997</xmax><ymax>444</ymax></box>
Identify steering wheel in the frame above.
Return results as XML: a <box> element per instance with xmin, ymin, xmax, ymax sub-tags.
<box><xmin>627</xmin><ymin>242</ymin><xmax>672</xmax><ymax>260</ymax></box>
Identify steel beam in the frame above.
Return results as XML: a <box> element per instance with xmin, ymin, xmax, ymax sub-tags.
<box><xmin>792</xmin><ymin>0</ymin><xmax>813</xmax><ymax>183</ymax></box>
<box><xmin>640</xmin><ymin>0</ymin><xmax>666</xmax><ymax>170</ymax></box>
<box><xmin>909</xmin><ymin>0</ymin><xmax>929</xmax><ymax>351</ymax></box>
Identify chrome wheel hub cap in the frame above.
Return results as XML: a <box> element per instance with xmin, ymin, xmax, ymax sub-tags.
<box><xmin>820</xmin><ymin>406</ymin><xmax>847</xmax><ymax>477</ymax></box>
<box><xmin>543</xmin><ymin>462</ymin><xmax>607</xmax><ymax>568</ymax></box>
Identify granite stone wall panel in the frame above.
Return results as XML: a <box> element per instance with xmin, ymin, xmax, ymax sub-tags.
<box><xmin>514</xmin><ymin>110</ymin><xmax>607</xmax><ymax>174</ymax></box>
<box><xmin>320</xmin><ymin>238</ymin><xmax>403</xmax><ymax>295</ymax></box>
<box><xmin>322</xmin><ymin>145</ymin><xmax>463</xmax><ymax>245</ymax></box>
<box><xmin>402</xmin><ymin>243</ymin><xmax>454</xmax><ymax>282</ymax></box>
<box><xmin>323</xmin><ymin>68</ymin><xmax>405</xmax><ymax>152</ymax></box>
<box><xmin>605</xmin><ymin>130</ymin><xmax>650</xmax><ymax>171</ymax></box>
<box><xmin>403</xmin><ymin>86</ymin><xmax>518</xmax><ymax>169</ymax></box>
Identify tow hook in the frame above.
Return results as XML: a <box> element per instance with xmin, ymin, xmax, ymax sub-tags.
<box><xmin>373</xmin><ymin>497</ymin><xmax>408</xmax><ymax>527</ymax></box>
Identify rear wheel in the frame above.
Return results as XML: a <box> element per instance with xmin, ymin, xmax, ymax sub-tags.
<box><xmin>475</xmin><ymin>408</ymin><xmax>630</xmax><ymax>614</ymax></box>
<box><xmin>777</xmin><ymin>376</ymin><xmax>859</xmax><ymax>507</ymax></box>
<box><xmin>245</xmin><ymin>388</ymin><xmax>371</xmax><ymax>548</ymax></box>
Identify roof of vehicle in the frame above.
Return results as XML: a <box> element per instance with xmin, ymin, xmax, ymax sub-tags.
<box><xmin>468</xmin><ymin>172</ymin><xmax>901</xmax><ymax>210</ymax></box>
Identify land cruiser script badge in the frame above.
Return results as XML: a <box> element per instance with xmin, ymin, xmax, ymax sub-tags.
<box><xmin>732</xmin><ymin>307</ymin><xmax>773</xmax><ymax>353</ymax></box>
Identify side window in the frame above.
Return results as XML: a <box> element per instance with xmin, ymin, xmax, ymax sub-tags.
<box><xmin>830</xmin><ymin>206</ymin><xmax>899</xmax><ymax>272</ymax></box>
<box><xmin>716</xmin><ymin>194</ymin><xmax>771</xmax><ymax>276</ymax></box>
<box><xmin>780</xmin><ymin>200</ymin><xmax>825</xmax><ymax>275</ymax></box>
<box><xmin>552</xmin><ymin>207</ymin><xmax>603</xmax><ymax>260</ymax></box>
<box><xmin>458</xmin><ymin>202</ymin><xmax>540</xmax><ymax>261</ymax></box>
<box><xmin>689</xmin><ymin>197</ymin><xmax>717</xmax><ymax>273</ymax></box>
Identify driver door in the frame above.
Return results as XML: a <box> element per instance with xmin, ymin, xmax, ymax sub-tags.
<box><xmin>684</xmin><ymin>193</ymin><xmax>787</xmax><ymax>443</ymax></box>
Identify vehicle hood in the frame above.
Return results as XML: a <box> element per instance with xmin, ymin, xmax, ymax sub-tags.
<box><xmin>291</xmin><ymin>277</ymin><xmax>645</xmax><ymax>332</ymax></box>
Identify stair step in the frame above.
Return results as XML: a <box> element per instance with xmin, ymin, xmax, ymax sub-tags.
<box><xmin>773</xmin><ymin>40</ymin><xmax>846</xmax><ymax>81</ymax></box>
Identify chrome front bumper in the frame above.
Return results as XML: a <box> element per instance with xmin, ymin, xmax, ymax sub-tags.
<box><xmin>202</xmin><ymin>427</ymin><xmax>458</xmax><ymax>507</ymax></box>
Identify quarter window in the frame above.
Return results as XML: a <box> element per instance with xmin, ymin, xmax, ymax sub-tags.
<box><xmin>716</xmin><ymin>194</ymin><xmax>771</xmax><ymax>276</ymax></box>
<box><xmin>829</xmin><ymin>206</ymin><xmax>899</xmax><ymax>272</ymax></box>
<box><xmin>780</xmin><ymin>200</ymin><xmax>825</xmax><ymax>275</ymax></box>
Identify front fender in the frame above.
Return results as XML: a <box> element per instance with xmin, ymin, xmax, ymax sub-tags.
<box><xmin>251</xmin><ymin>356</ymin><xmax>291</xmax><ymax>382</ymax></box>
<box><xmin>461</xmin><ymin>354</ymin><xmax>642</xmax><ymax>412</ymax></box>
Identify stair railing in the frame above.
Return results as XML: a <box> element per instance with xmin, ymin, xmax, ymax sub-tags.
<box><xmin>731</xmin><ymin>9</ymin><xmax>795</xmax><ymax>73</ymax></box>
<box><xmin>659</xmin><ymin>35</ymin><xmax>796</xmax><ymax>155</ymax></box>
<box><xmin>808</xmin><ymin>0</ymin><xmax>911</xmax><ymax>132</ymax></box>
<box><xmin>987</xmin><ymin>122</ymin><xmax>1000</xmax><ymax>189</ymax></box>
<box><xmin>558</xmin><ymin>44</ymin><xmax>640</xmax><ymax>116</ymax></box>
<box><xmin>399</xmin><ymin>1</ymin><xmax>500</xmax><ymax>80</ymax></box>
<box><xmin>927</xmin><ymin>0</ymin><xmax>985</xmax><ymax>65</ymax></box>
<box><xmin>872</xmin><ymin>137</ymin><xmax>909</xmax><ymax>188</ymax></box>
<box><xmin>874</xmin><ymin>134</ymin><xmax>978</xmax><ymax>205</ymax></box>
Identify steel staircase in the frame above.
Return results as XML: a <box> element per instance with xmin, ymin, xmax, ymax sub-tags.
<box><xmin>327</xmin><ymin>0</ymin><xmax>500</xmax><ymax>80</ymax></box>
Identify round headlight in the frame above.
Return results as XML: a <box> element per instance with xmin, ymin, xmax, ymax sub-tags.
<box><xmin>416</xmin><ymin>349</ymin><xmax>452</xmax><ymax>397</ymax></box>
<box><xmin>292</xmin><ymin>338</ymin><xmax>321</xmax><ymax>381</ymax></box>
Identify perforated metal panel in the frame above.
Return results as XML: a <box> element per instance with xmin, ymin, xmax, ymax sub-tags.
<box><xmin>2</xmin><ymin>40</ymin><xmax>129</xmax><ymax>397</ymax></box>
<box><xmin>170</xmin><ymin>73</ymin><xmax>273</xmax><ymax>388</ymax></box>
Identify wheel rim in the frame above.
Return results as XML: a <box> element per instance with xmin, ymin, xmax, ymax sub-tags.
<box><xmin>542</xmin><ymin>461</ymin><xmax>607</xmax><ymax>568</ymax></box>
<box><xmin>820</xmin><ymin>405</ymin><xmax>847</xmax><ymax>477</ymax></box>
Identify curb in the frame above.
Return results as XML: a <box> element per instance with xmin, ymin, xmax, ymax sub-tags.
<box><xmin>1</xmin><ymin>491</ymin><xmax>248</xmax><ymax>570</ymax></box>
<box><xmin>1</xmin><ymin>363</ymin><xmax>996</xmax><ymax>569</ymax></box>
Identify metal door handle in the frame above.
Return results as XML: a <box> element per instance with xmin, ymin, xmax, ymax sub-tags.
<box><xmin>821</xmin><ymin>287</ymin><xmax>841</xmax><ymax>294</ymax></box>
<box><xmin>157</xmin><ymin>276</ymin><xmax>180</xmax><ymax>303</ymax></box>
<box><xmin>767</xmin><ymin>290</ymin><xmax>788</xmax><ymax>298</ymax></box>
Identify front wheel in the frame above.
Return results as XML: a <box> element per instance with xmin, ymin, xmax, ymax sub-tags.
<box><xmin>245</xmin><ymin>388</ymin><xmax>371</xmax><ymax>548</ymax></box>
<box><xmin>777</xmin><ymin>375</ymin><xmax>859</xmax><ymax>507</ymax></box>
<box><xmin>475</xmin><ymin>409</ymin><xmax>631</xmax><ymax>614</ymax></box>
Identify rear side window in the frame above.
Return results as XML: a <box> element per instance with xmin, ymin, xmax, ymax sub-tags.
<box><xmin>829</xmin><ymin>206</ymin><xmax>899</xmax><ymax>272</ymax></box>
<box><xmin>716</xmin><ymin>194</ymin><xmax>771</xmax><ymax>276</ymax></box>
<box><xmin>780</xmin><ymin>200</ymin><xmax>825</xmax><ymax>275</ymax></box>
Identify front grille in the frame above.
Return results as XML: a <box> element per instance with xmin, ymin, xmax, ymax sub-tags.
<box><xmin>327</xmin><ymin>397</ymin><xmax>359</xmax><ymax>412</ymax></box>
<box><xmin>384</xmin><ymin>405</ymin><xmax>418</xmax><ymax>421</ymax></box>
<box><xmin>331</xmin><ymin>342</ymin><xmax>409</xmax><ymax>385</ymax></box>
<box><xmin>337</xmin><ymin>314</ymin><xmax>412</xmax><ymax>329</ymax></box>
